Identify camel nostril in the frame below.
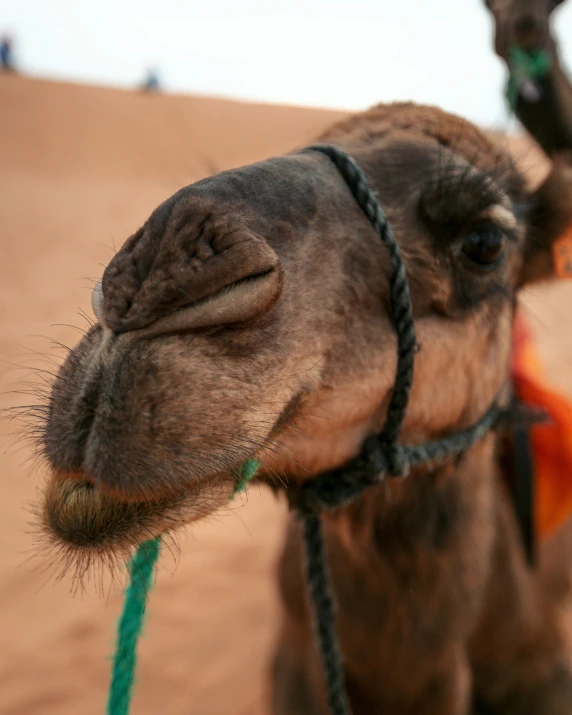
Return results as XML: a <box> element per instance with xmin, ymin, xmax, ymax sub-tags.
<box><xmin>91</xmin><ymin>279</ymin><xmax>105</xmax><ymax>325</ymax></box>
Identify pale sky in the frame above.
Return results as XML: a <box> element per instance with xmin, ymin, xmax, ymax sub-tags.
<box><xmin>2</xmin><ymin>0</ymin><xmax>572</xmax><ymax>129</ymax></box>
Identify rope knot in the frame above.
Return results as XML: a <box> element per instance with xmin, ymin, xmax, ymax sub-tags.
<box><xmin>364</xmin><ymin>434</ymin><xmax>410</xmax><ymax>478</ymax></box>
<box><xmin>384</xmin><ymin>444</ymin><xmax>410</xmax><ymax>478</ymax></box>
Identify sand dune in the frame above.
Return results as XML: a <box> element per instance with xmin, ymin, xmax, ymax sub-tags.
<box><xmin>1</xmin><ymin>74</ymin><xmax>571</xmax><ymax>715</ymax></box>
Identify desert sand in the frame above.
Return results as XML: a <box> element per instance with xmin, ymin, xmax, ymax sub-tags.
<box><xmin>0</xmin><ymin>74</ymin><xmax>571</xmax><ymax>715</ymax></box>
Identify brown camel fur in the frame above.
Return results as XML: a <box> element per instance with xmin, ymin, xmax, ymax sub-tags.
<box><xmin>37</xmin><ymin>102</ymin><xmax>572</xmax><ymax>713</ymax></box>
<box><xmin>485</xmin><ymin>0</ymin><xmax>572</xmax><ymax>156</ymax></box>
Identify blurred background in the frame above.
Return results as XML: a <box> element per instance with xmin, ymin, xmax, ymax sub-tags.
<box><xmin>2</xmin><ymin>0</ymin><xmax>572</xmax><ymax>123</ymax></box>
<box><xmin>1</xmin><ymin>2</ymin><xmax>572</xmax><ymax>714</ymax></box>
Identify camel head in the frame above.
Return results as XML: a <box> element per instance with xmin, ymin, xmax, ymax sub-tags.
<box><xmin>485</xmin><ymin>0</ymin><xmax>567</xmax><ymax>58</ymax></box>
<box><xmin>37</xmin><ymin>103</ymin><xmax>572</xmax><ymax>577</ymax></box>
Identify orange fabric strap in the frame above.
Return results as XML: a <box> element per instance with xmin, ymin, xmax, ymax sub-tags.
<box><xmin>512</xmin><ymin>313</ymin><xmax>572</xmax><ymax>539</ymax></box>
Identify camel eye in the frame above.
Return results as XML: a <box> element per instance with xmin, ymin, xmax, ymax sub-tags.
<box><xmin>461</xmin><ymin>227</ymin><xmax>506</xmax><ymax>268</ymax></box>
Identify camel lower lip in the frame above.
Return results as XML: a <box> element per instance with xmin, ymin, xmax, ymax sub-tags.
<box><xmin>43</xmin><ymin>477</ymin><xmax>171</xmax><ymax>551</ymax></box>
<box><xmin>40</xmin><ymin>472</ymin><xmax>222</xmax><ymax>562</ymax></box>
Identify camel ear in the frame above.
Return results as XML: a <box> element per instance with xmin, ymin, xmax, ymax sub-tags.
<box><xmin>519</xmin><ymin>155</ymin><xmax>572</xmax><ymax>286</ymax></box>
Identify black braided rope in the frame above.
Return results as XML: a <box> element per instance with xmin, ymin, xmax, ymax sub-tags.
<box><xmin>294</xmin><ymin>145</ymin><xmax>506</xmax><ymax>715</ymax></box>
<box><xmin>302</xmin><ymin>515</ymin><xmax>352</xmax><ymax>715</ymax></box>
<box><xmin>307</xmin><ymin>144</ymin><xmax>417</xmax><ymax>459</ymax></box>
<box><xmin>296</xmin><ymin>399</ymin><xmax>501</xmax><ymax>515</ymax></box>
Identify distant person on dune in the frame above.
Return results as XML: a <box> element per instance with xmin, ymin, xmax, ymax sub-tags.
<box><xmin>140</xmin><ymin>67</ymin><xmax>161</xmax><ymax>93</ymax></box>
<box><xmin>0</xmin><ymin>35</ymin><xmax>15</xmax><ymax>72</ymax></box>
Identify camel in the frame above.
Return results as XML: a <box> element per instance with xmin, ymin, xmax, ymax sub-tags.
<box><xmin>37</xmin><ymin>101</ymin><xmax>572</xmax><ymax>714</ymax></box>
<box><xmin>485</xmin><ymin>0</ymin><xmax>572</xmax><ymax>156</ymax></box>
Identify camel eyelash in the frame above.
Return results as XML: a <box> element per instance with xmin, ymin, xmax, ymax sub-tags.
<box><xmin>428</xmin><ymin>164</ymin><xmax>506</xmax><ymax>207</ymax></box>
<box><xmin>419</xmin><ymin>163</ymin><xmax>521</xmax><ymax>242</ymax></box>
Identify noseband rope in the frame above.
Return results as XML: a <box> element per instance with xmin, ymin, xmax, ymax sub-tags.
<box><xmin>108</xmin><ymin>146</ymin><xmax>505</xmax><ymax>715</ymax></box>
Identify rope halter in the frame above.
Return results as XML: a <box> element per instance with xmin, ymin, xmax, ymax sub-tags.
<box><xmin>292</xmin><ymin>144</ymin><xmax>506</xmax><ymax>715</ymax></box>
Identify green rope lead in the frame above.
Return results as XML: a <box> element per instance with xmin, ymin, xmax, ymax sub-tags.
<box><xmin>107</xmin><ymin>538</ymin><xmax>161</xmax><ymax>715</ymax></box>
<box><xmin>230</xmin><ymin>458</ymin><xmax>261</xmax><ymax>499</ymax></box>
<box><xmin>506</xmin><ymin>46</ymin><xmax>552</xmax><ymax>111</ymax></box>
<box><xmin>107</xmin><ymin>458</ymin><xmax>261</xmax><ymax>715</ymax></box>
